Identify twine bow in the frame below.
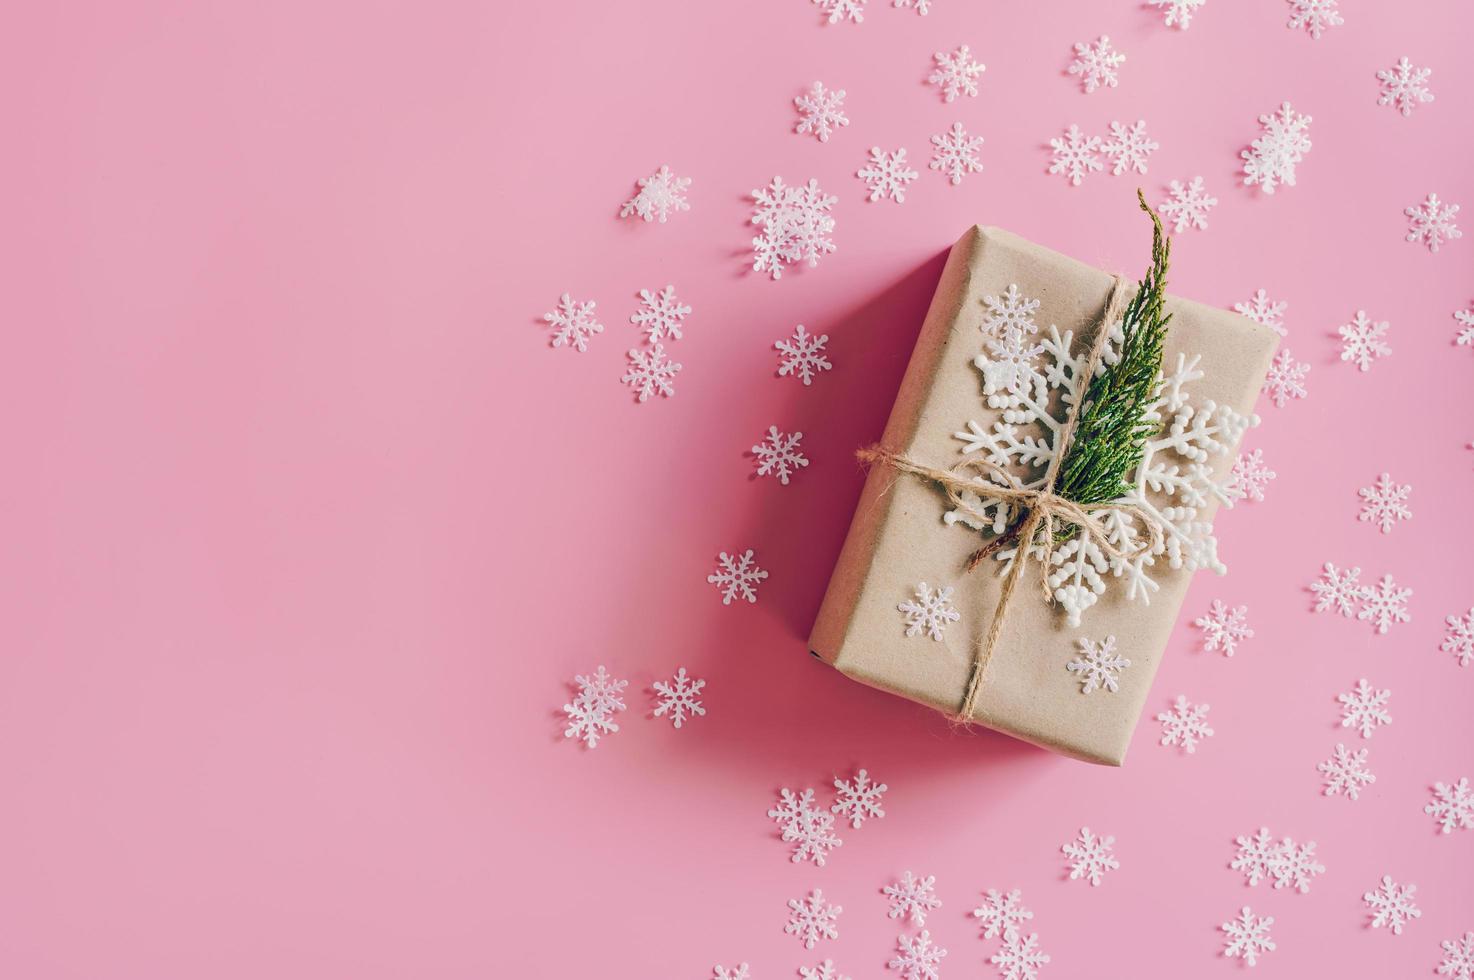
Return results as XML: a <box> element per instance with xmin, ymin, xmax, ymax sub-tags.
<box><xmin>858</xmin><ymin>276</ymin><xmax>1166</xmax><ymax>723</ymax></box>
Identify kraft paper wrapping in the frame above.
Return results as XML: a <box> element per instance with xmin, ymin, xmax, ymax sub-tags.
<box><xmin>808</xmin><ymin>225</ymin><xmax>1280</xmax><ymax>766</ymax></box>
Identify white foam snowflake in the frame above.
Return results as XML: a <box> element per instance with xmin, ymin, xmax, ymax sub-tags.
<box><xmin>1242</xmin><ymin>101</ymin><xmax>1312</xmax><ymax>195</ymax></box>
<box><xmin>1063</xmin><ymin>826</ymin><xmax>1119</xmax><ymax>885</ymax></box>
<box><xmin>930</xmin><ymin>121</ymin><xmax>985</xmax><ymax>185</ymax></box>
<box><xmin>1377</xmin><ymin>57</ymin><xmax>1434</xmax><ymax>116</ymax></box>
<box><xmin>1440</xmin><ymin>933</ymin><xmax>1474</xmax><ymax>980</ymax></box>
<box><xmin>1048</xmin><ymin>124</ymin><xmax>1103</xmax><ymax>186</ymax></box>
<box><xmin>622</xmin><ymin>343</ymin><xmax>681</xmax><ymax>402</ymax></box>
<box><xmin>1230</xmin><ymin>828</ymin><xmax>1280</xmax><ymax>886</ymax></box>
<box><xmin>888</xmin><ymin>930</ymin><xmax>946</xmax><ymax>980</ymax></box>
<box><xmin>893</xmin><ymin>0</ymin><xmax>931</xmax><ymax>14</ymax></box>
<box><xmin>620</xmin><ymin>165</ymin><xmax>691</xmax><ymax>223</ymax></box>
<box><xmin>630</xmin><ymin>285</ymin><xmax>691</xmax><ymax>344</ymax></box>
<box><xmin>1262</xmin><ymin>349</ymin><xmax>1309</xmax><ymax>407</ymax></box>
<box><xmin>752</xmin><ymin>426</ymin><xmax>809</xmax><ymax>486</ymax></box>
<box><xmin>1222</xmin><ymin>907</ymin><xmax>1275</xmax><ymax>966</ymax></box>
<box><xmin>1068</xmin><ymin>36</ymin><xmax>1125</xmax><ymax>93</ymax></box>
<box><xmin>775</xmin><ymin>324</ymin><xmax>833</xmax><ymax>385</ymax></box>
<box><xmin>1195</xmin><ymin>600</ymin><xmax>1253</xmax><ymax>656</ymax></box>
<box><xmin>543</xmin><ymin>293</ymin><xmax>604</xmax><ymax>352</ymax></box>
<box><xmin>1311</xmin><ymin>563</ymin><xmax>1365</xmax><ymax>617</ymax></box>
<box><xmin>1234</xmin><ymin>290</ymin><xmax>1288</xmax><ymax>336</ymax></box>
<box><xmin>1339</xmin><ymin>311</ymin><xmax>1391</xmax><ymax>371</ymax></box>
<box><xmin>1270</xmin><ymin>837</ymin><xmax>1326</xmax><ymax>893</ymax></box>
<box><xmin>1365</xmin><ymin>876</ymin><xmax>1421</xmax><ymax>934</ymax></box>
<box><xmin>786</xmin><ymin>889</ymin><xmax>842</xmax><ymax>949</ymax></box>
<box><xmin>1160</xmin><ymin>176</ymin><xmax>1217</xmax><ymax>231</ymax></box>
<box><xmin>800</xmin><ymin>961</ymin><xmax>851</xmax><ymax>980</ymax></box>
<box><xmin>947</xmin><ymin>285</ymin><xmax>1257</xmax><ymax>627</ymax></box>
<box><xmin>1286</xmin><ymin>0</ymin><xmax>1342</xmax><ymax>38</ymax></box>
<box><xmin>1444</xmin><ymin>609</ymin><xmax>1474</xmax><ymax>666</ymax></box>
<box><xmin>929</xmin><ymin>45</ymin><xmax>985</xmax><ymax>102</ymax></box>
<box><xmin>1319</xmin><ymin>743</ymin><xmax>1375</xmax><ymax>800</ymax></box>
<box><xmin>1338</xmin><ymin>678</ymin><xmax>1391</xmax><ymax>738</ymax></box>
<box><xmin>795</xmin><ymin>82</ymin><xmax>849</xmax><ymax>142</ymax></box>
<box><xmin>813</xmin><ymin>0</ymin><xmax>866</xmax><ymax>25</ymax></box>
<box><xmin>973</xmin><ymin>888</ymin><xmax>1033</xmax><ymax>940</ymax></box>
<box><xmin>832</xmin><ymin>768</ymin><xmax>887</xmax><ymax>828</ymax></box>
<box><xmin>1426</xmin><ymin>778</ymin><xmax>1474</xmax><ymax>834</ymax></box>
<box><xmin>708</xmin><ymin>550</ymin><xmax>769</xmax><ymax>605</ymax></box>
<box><xmin>883</xmin><ymin>871</ymin><xmax>941</xmax><ymax>926</ymax></box>
<box><xmin>1227</xmin><ymin>449</ymin><xmax>1276</xmax><ymax>503</ymax></box>
<box><xmin>1455</xmin><ymin>306</ymin><xmax>1474</xmax><ymax>347</ymax></box>
<box><xmin>562</xmin><ymin>666</ymin><xmax>628</xmax><ymax>748</ymax></box>
<box><xmin>1066</xmin><ymin>635</ymin><xmax>1132</xmax><ymax>694</ymax></box>
<box><xmin>713</xmin><ymin>963</ymin><xmax>750</xmax><ymax>980</ymax></box>
<box><xmin>1102</xmin><ymin>119</ymin><xmax>1158</xmax><ymax>176</ymax></box>
<box><xmin>1150</xmin><ymin>0</ymin><xmax>1206</xmax><ymax>29</ymax></box>
<box><xmin>858</xmin><ymin>147</ymin><xmax>920</xmax><ymax>203</ymax></box>
<box><xmin>899</xmin><ymin>583</ymin><xmax>961</xmax><ymax>641</ymax></box>
<box><xmin>1357</xmin><ymin>473</ymin><xmax>1411</xmax><ymax>533</ymax></box>
<box><xmin>768</xmin><ymin>788</ymin><xmax>844</xmax><ymax>865</ymax></box>
<box><xmin>1359</xmin><ymin>573</ymin><xmax>1411</xmax><ymax>634</ymax></box>
<box><xmin>1158</xmin><ymin>695</ymin><xmax>1214</xmax><ymax>753</ymax></box>
<box><xmin>652</xmin><ymin>667</ymin><xmax>706</xmax><ymax>729</ymax></box>
<box><xmin>751</xmin><ymin>177</ymin><xmax>838</xmax><ymax>280</ymax></box>
<box><xmin>1406</xmin><ymin>193</ymin><xmax>1462</xmax><ymax>252</ymax></box>
<box><xmin>991</xmin><ymin>932</ymin><xmax>1050</xmax><ymax>980</ymax></box>
<box><xmin>982</xmin><ymin>284</ymin><xmax>1041</xmax><ymax>337</ymax></box>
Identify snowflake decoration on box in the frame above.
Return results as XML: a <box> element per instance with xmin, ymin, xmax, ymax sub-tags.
<box><xmin>1195</xmin><ymin>600</ymin><xmax>1253</xmax><ymax>656</ymax></box>
<box><xmin>1405</xmin><ymin>193</ymin><xmax>1462</xmax><ymax>252</ymax></box>
<box><xmin>1242</xmin><ymin>101</ymin><xmax>1312</xmax><ymax>195</ymax></box>
<box><xmin>775</xmin><ymin>324</ymin><xmax>833</xmax><ymax>385</ymax></box>
<box><xmin>562</xmin><ymin>665</ymin><xmax>628</xmax><ymax>748</ymax></box>
<box><xmin>630</xmin><ymin>285</ymin><xmax>691</xmax><ymax>344</ymax></box>
<box><xmin>1455</xmin><ymin>306</ymin><xmax>1474</xmax><ymax>347</ymax></box>
<box><xmin>1160</xmin><ymin>177</ymin><xmax>1216</xmax><ymax>231</ymax></box>
<box><xmin>991</xmin><ymin>932</ymin><xmax>1050</xmax><ymax>980</ymax></box>
<box><xmin>1358</xmin><ymin>473</ymin><xmax>1411</xmax><ymax>533</ymax></box>
<box><xmin>899</xmin><ymin>583</ymin><xmax>961</xmax><ymax>641</ymax></box>
<box><xmin>930</xmin><ymin>121</ymin><xmax>985</xmax><ymax>185</ymax></box>
<box><xmin>1234</xmin><ymin>290</ymin><xmax>1288</xmax><ymax>336</ymax></box>
<box><xmin>543</xmin><ymin>293</ymin><xmax>604</xmax><ymax>352</ymax></box>
<box><xmin>751</xmin><ymin>177</ymin><xmax>838</xmax><ymax>280</ymax></box>
<box><xmin>1062</xmin><ymin>826</ymin><xmax>1119</xmax><ymax>885</ymax></box>
<box><xmin>713</xmin><ymin>964</ymin><xmax>750</xmax><ymax>980</ymax></box>
<box><xmin>1364</xmin><ymin>876</ymin><xmax>1421</xmax><ymax>934</ymax></box>
<box><xmin>1227</xmin><ymin>449</ymin><xmax>1275</xmax><ymax>503</ymax></box>
<box><xmin>832</xmin><ymin>768</ymin><xmax>887</xmax><ymax>828</ymax></box>
<box><xmin>893</xmin><ymin>0</ymin><xmax>931</xmax><ymax>14</ymax></box>
<box><xmin>946</xmin><ymin>285</ymin><xmax>1258</xmax><ymax>627</ymax></box>
<box><xmin>1102</xmin><ymin>119</ymin><xmax>1158</xmax><ymax>176</ymax></box>
<box><xmin>883</xmin><ymin>871</ymin><xmax>941</xmax><ymax>926</ymax></box>
<box><xmin>1286</xmin><ymin>0</ymin><xmax>1342</xmax><ymax>38</ymax></box>
<box><xmin>1377</xmin><ymin>57</ymin><xmax>1434</xmax><ymax>116</ymax></box>
<box><xmin>768</xmin><ymin>787</ymin><xmax>844</xmax><ymax>865</ymax></box>
<box><xmin>888</xmin><ymin>930</ymin><xmax>946</xmax><ymax>980</ymax></box>
<box><xmin>1440</xmin><ymin>933</ymin><xmax>1474</xmax><ymax>980</ymax></box>
<box><xmin>800</xmin><ymin>961</ymin><xmax>851</xmax><ymax>980</ymax></box>
<box><xmin>1068</xmin><ymin>36</ymin><xmax>1125</xmax><ymax>93</ymax></box>
<box><xmin>795</xmin><ymin>82</ymin><xmax>849</xmax><ymax>142</ymax></box>
<box><xmin>973</xmin><ymin>888</ymin><xmax>1033</xmax><ymax>940</ymax></box>
<box><xmin>1150</xmin><ymin>0</ymin><xmax>1206</xmax><ymax>29</ymax></box>
<box><xmin>1158</xmin><ymin>695</ymin><xmax>1214</xmax><ymax>753</ymax></box>
<box><xmin>1444</xmin><ymin>609</ymin><xmax>1474</xmax><ymax>667</ymax></box>
<box><xmin>620</xmin><ymin>165</ymin><xmax>691</xmax><ymax>223</ymax></box>
<box><xmin>752</xmin><ymin>426</ymin><xmax>809</xmax><ymax>486</ymax></box>
<box><xmin>786</xmin><ymin>889</ymin><xmax>842</xmax><ymax>949</ymax></box>
<box><xmin>1222</xmin><ymin>907</ymin><xmax>1275</xmax><ymax>966</ymax></box>
<box><xmin>1066</xmin><ymin>635</ymin><xmax>1131</xmax><ymax>694</ymax></box>
<box><xmin>652</xmin><ymin>667</ymin><xmax>706</xmax><ymax>729</ymax></box>
<box><xmin>1339</xmin><ymin>311</ymin><xmax>1391</xmax><ymax>371</ymax></box>
<box><xmin>1319</xmin><ymin>743</ymin><xmax>1375</xmax><ymax>800</ymax></box>
<box><xmin>1358</xmin><ymin>573</ymin><xmax>1411</xmax><ymax>634</ymax></box>
<box><xmin>982</xmin><ymin>284</ymin><xmax>1041</xmax><ymax>338</ymax></box>
<box><xmin>1311</xmin><ymin>562</ymin><xmax>1364</xmax><ymax>617</ymax></box>
<box><xmin>858</xmin><ymin>147</ymin><xmax>919</xmax><ymax>203</ymax></box>
<box><xmin>1338</xmin><ymin>678</ymin><xmax>1391</xmax><ymax>738</ymax></box>
<box><xmin>1047</xmin><ymin>124</ymin><xmax>1103</xmax><ymax>186</ymax></box>
<box><xmin>813</xmin><ymin>0</ymin><xmax>866</xmax><ymax>25</ymax></box>
<box><xmin>708</xmin><ymin>550</ymin><xmax>769</xmax><ymax>605</ymax></box>
<box><xmin>929</xmin><ymin>45</ymin><xmax>985</xmax><ymax>102</ymax></box>
<box><xmin>622</xmin><ymin>343</ymin><xmax>681</xmax><ymax>402</ymax></box>
<box><xmin>1262</xmin><ymin>349</ymin><xmax>1309</xmax><ymax>407</ymax></box>
<box><xmin>1231</xmin><ymin>829</ymin><xmax>1325</xmax><ymax>892</ymax></box>
<box><xmin>1425</xmin><ymin>778</ymin><xmax>1474</xmax><ymax>834</ymax></box>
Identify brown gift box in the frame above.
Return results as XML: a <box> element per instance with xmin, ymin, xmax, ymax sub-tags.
<box><xmin>808</xmin><ymin>225</ymin><xmax>1280</xmax><ymax>765</ymax></box>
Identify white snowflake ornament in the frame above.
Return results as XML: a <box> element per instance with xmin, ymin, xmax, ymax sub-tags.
<box><xmin>630</xmin><ymin>285</ymin><xmax>691</xmax><ymax>344</ymax></box>
<box><xmin>562</xmin><ymin>666</ymin><xmax>629</xmax><ymax>748</ymax></box>
<box><xmin>621</xmin><ymin>343</ymin><xmax>681</xmax><ymax>402</ymax></box>
<box><xmin>893</xmin><ymin>0</ymin><xmax>930</xmax><ymax>14</ymax></box>
<box><xmin>1066</xmin><ymin>635</ymin><xmax>1131</xmax><ymax>693</ymax></box>
<box><xmin>795</xmin><ymin>82</ymin><xmax>849</xmax><ymax>142</ymax></box>
<box><xmin>1231</xmin><ymin>828</ymin><xmax>1281</xmax><ymax>887</ymax></box>
<box><xmin>1222</xmin><ymin>907</ymin><xmax>1275</xmax><ymax>966</ymax></box>
<box><xmin>1158</xmin><ymin>695</ymin><xmax>1214</xmax><ymax>753</ymax></box>
<box><xmin>1319</xmin><ymin>743</ymin><xmax>1375</xmax><ymax>800</ymax></box>
<box><xmin>1262</xmin><ymin>349</ymin><xmax>1309</xmax><ymax>407</ymax></box>
<box><xmin>991</xmin><ymin>932</ymin><xmax>1050</xmax><ymax>980</ymax></box>
<box><xmin>929</xmin><ymin>121</ymin><xmax>984</xmax><ymax>185</ymax></box>
<box><xmin>1454</xmin><ymin>306</ymin><xmax>1474</xmax><ymax>347</ymax></box>
<box><xmin>620</xmin><ymin>165</ymin><xmax>691</xmax><ymax>223</ymax></box>
<box><xmin>899</xmin><ymin>583</ymin><xmax>961</xmax><ymax>641</ymax></box>
<box><xmin>769</xmin><ymin>787</ymin><xmax>844</xmax><ymax>865</ymax></box>
<box><xmin>1365</xmin><ymin>876</ymin><xmax>1421</xmax><ymax>934</ymax></box>
<box><xmin>1337</xmin><ymin>679</ymin><xmax>1391</xmax><ymax>738</ymax></box>
<box><xmin>883</xmin><ymin>871</ymin><xmax>941</xmax><ymax>927</ymax></box>
<box><xmin>1339</xmin><ymin>311</ymin><xmax>1391</xmax><ymax>371</ymax></box>
<box><xmin>1227</xmin><ymin>449</ymin><xmax>1276</xmax><ymax>502</ymax></box>
<box><xmin>1440</xmin><ymin>933</ymin><xmax>1474</xmax><ymax>980</ymax></box>
<box><xmin>1425</xmin><ymin>778</ymin><xmax>1474</xmax><ymax>834</ymax></box>
<box><xmin>775</xmin><ymin>324</ymin><xmax>833</xmax><ymax>385</ymax></box>
<box><xmin>800</xmin><ymin>961</ymin><xmax>851</xmax><ymax>980</ymax></box>
<box><xmin>1062</xmin><ymin>826</ymin><xmax>1118</xmax><ymax>885</ymax></box>
<box><xmin>1443</xmin><ymin>609</ymin><xmax>1474</xmax><ymax>666</ymax></box>
<box><xmin>652</xmin><ymin>667</ymin><xmax>706</xmax><ymax>729</ymax></box>
<box><xmin>1195</xmin><ymin>600</ymin><xmax>1253</xmax><ymax>656</ymax></box>
<box><xmin>1150</xmin><ymin>0</ymin><xmax>1206</xmax><ymax>29</ymax></box>
<box><xmin>1358</xmin><ymin>573</ymin><xmax>1411</xmax><ymax>634</ymax></box>
<box><xmin>709</xmin><ymin>550</ymin><xmax>769</xmax><ymax>605</ymax></box>
<box><xmin>751</xmin><ymin>177</ymin><xmax>838</xmax><ymax>280</ymax></box>
<box><xmin>1048</xmin><ymin>124</ymin><xmax>1103</xmax><ymax>185</ymax></box>
<box><xmin>928</xmin><ymin>45</ymin><xmax>984</xmax><ymax>102</ymax></box>
<box><xmin>832</xmin><ymin>768</ymin><xmax>887</xmax><ymax>828</ymax></box>
<box><xmin>973</xmin><ymin>888</ymin><xmax>1033</xmax><ymax>940</ymax></box>
<box><xmin>1286</xmin><ymin>0</ymin><xmax>1342</xmax><ymax>38</ymax></box>
<box><xmin>1358</xmin><ymin>473</ymin><xmax>1411</xmax><ymax>533</ymax></box>
<box><xmin>714</xmin><ymin>964</ymin><xmax>751</xmax><ymax>980</ymax></box>
<box><xmin>752</xmin><ymin>426</ymin><xmax>809</xmax><ymax>486</ymax></box>
<box><xmin>1406</xmin><ymin>193</ymin><xmax>1462</xmax><ymax>252</ymax></box>
<box><xmin>1068</xmin><ymin>36</ymin><xmax>1125</xmax><ymax>93</ymax></box>
<box><xmin>1311</xmin><ymin>562</ymin><xmax>1364</xmax><ymax>617</ymax></box>
<box><xmin>1160</xmin><ymin>176</ymin><xmax>1216</xmax><ymax>231</ymax></box>
<box><xmin>1234</xmin><ymin>290</ymin><xmax>1288</xmax><ymax>336</ymax></box>
<box><xmin>1242</xmin><ymin>102</ymin><xmax>1312</xmax><ymax>195</ymax></box>
<box><xmin>888</xmin><ymin>930</ymin><xmax>946</xmax><ymax>980</ymax></box>
<box><xmin>813</xmin><ymin>0</ymin><xmax>866</xmax><ymax>25</ymax></box>
<box><xmin>1271</xmin><ymin>837</ymin><xmax>1326</xmax><ymax>893</ymax></box>
<box><xmin>1378</xmin><ymin>58</ymin><xmax>1434</xmax><ymax>116</ymax></box>
<box><xmin>543</xmin><ymin>293</ymin><xmax>604</xmax><ymax>352</ymax></box>
<box><xmin>858</xmin><ymin>147</ymin><xmax>919</xmax><ymax>203</ymax></box>
<box><xmin>786</xmin><ymin>889</ymin><xmax>841</xmax><ymax>949</ymax></box>
<box><xmin>1102</xmin><ymin>120</ymin><xmax>1158</xmax><ymax>176</ymax></box>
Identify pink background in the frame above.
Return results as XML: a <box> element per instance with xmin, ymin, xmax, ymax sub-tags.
<box><xmin>2</xmin><ymin>1</ymin><xmax>1472</xmax><ymax>976</ymax></box>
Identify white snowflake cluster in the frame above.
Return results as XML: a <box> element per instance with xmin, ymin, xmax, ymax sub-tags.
<box><xmin>898</xmin><ymin>583</ymin><xmax>961</xmax><ymax>641</ymax></box>
<box><xmin>812</xmin><ymin>0</ymin><xmax>866</xmax><ymax>25</ymax></box>
<box><xmin>751</xmin><ymin>177</ymin><xmax>838</xmax><ymax>280</ymax></box>
<box><xmin>709</xmin><ymin>549</ymin><xmax>770</xmax><ymax>605</ymax></box>
<box><xmin>882</xmin><ymin>871</ymin><xmax>941</xmax><ymax>927</ymax></box>
<box><xmin>752</xmin><ymin>426</ymin><xmax>809</xmax><ymax>486</ymax></box>
<box><xmin>1309</xmin><ymin>563</ymin><xmax>1411</xmax><ymax>634</ymax></box>
<box><xmin>1262</xmin><ymin>349</ymin><xmax>1310</xmax><ymax>407</ymax></box>
<box><xmin>858</xmin><ymin>147</ymin><xmax>920</xmax><ymax>203</ymax></box>
<box><xmin>620</xmin><ymin>165</ymin><xmax>691</xmax><ymax>223</ymax></box>
<box><xmin>1062</xmin><ymin>826</ymin><xmax>1118</xmax><ymax>885</ymax></box>
<box><xmin>1047</xmin><ymin>121</ymin><xmax>1159</xmax><ymax>185</ymax></box>
<box><xmin>786</xmin><ymin>888</ymin><xmax>842</xmax><ymax>949</ymax></box>
<box><xmin>1377</xmin><ymin>58</ymin><xmax>1434</xmax><ymax>116</ymax></box>
<box><xmin>624</xmin><ymin>286</ymin><xmax>693</xmax><ymax>399</ymax></box>
<box><xmin>1066</xmin><ymin>635</ymin><xmax>1131</xmax><ymax>694</ymax></box>
<box><xmin>794</xmin><ymin>82</ymin><xmax>849</xmax><ymax>142</ymax></box>
<box><xmin>1365</xmin><ymin>876</ymin><xmax>1421</xmax><ymax>935</ymax></box>
<box><xmin>1337</xmin><ymin>678</ymin><xmax>1391</xmax><ymax>738</ymax></box>
<box><xmin>1339</xmin><ymin>310</ymin><xmax>1391</xmax><ymax>371</ymax></box>
<box><xmin>1425</xmin><ymin>778</ymin><xmax>1474</xmax><ymax>834</ymax></box>
<box><xmin>1227</xmin><ymin>449</ymin><xmax>1276</xmax><ymax>502</ymax></box>
<box><xmin>1357</xmin><ymin>473</ymin><xmax>1411</xmax><ymax>533</ymax></box>
<box><xmin>1222</xmin><ymin>907</ymin><xmax>1275</xmax><ymax>966</ymax></box>
<box><xmin>928</xmin><ymin>45</ymin><xmax>984</xmax><ymax>102</ymax></box>
<box><xmin>930</xmin><ymin>121</ymin><xmax>985</xmax><ymax>185</ymax></box>
<box><xmin>1242</xmin><ymin>102</ymin><xmax>1312</xmax><ymax>195</ymax></box>
<box><xmin>767</xmin><ymin>769</ymin><xmax>887</xmax><ymax>863</ymax></box>
<box><xmin>1444</xmin><ymin>609</ymin><xmax>1474</xmax><ymax>667</ymax></box>
<box><xmin>1067</xmin><ymin>36</ymin><xmax>1125</xmax><ymax>94</ymax></box>
<box><xmin>1149</xmin><ymin>0</ymin><xmax>1206</xmax><ymax>29</ymax></box>
<box><xmin>1440</xmin><ymin>933</ymin><xmax>1474</xmax><ymax>979</ymax></box>
<box><xmin>1233</xmin><ymin>289</ymin><xmax>1288</xmax><ymax>336</ymax></box>
<box><xmin>1405</xmin><ymin>193</ymin><xmax>1462</xmax><ymax>252</ymax></box>
<box><xmin>1230</xmin><ymin>827</ymin><xmax>1326</xmax><ymax>893</ymax></box>
<box><xmin>1319</xmin><ymin>742</ymin><xmax>1376</xmax><ymax>800</ymax></box>
<box><xmin>561</xmin><ymin>666</ymin><xmax>629</xmax><ymax>748</ymax></box>
<box><xmin>775</xmin><ymin>324</ymin><xmax>834</xmax><ymax>385</ymax></box>
<box><xmin>975</xmin><ymin>887</ymin><xmax>1049</xmax><ymax>977</ymax></box>
<box><xmin>1194</xmin><ymin>600</ymin><xmax>1253</xmax><ymax>656</ymax></box>
<box><xmin>1286</xmin><ymin>0</ymin><xmax>1342</xmax><ymax>39</ymax></box>
<box><xmin>888</xmin><ymin>930</ymin><xmax>947</xmax><ymax>980</ymax></box>
<box><xmin>1158</xmin><ymin>695</ymin><xmax>1214</xmax><ymax>753</ymax></box>
<box><xmin>1159</xmin><ymin>177</ymin><xmax>1217</xmax><ymax>232</ymax></box>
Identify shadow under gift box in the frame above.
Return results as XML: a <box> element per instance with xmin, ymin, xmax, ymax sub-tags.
<box><xmin>808</xmin><ymin>225</ymin><xmax>1280</xmax><ymax>766</ymax></box>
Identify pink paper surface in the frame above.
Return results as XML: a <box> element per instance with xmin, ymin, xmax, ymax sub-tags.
<box><xmin>1</xmin><ymin>2</ymin><xmax>1471</xmax><ymax>977</ymax></box>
